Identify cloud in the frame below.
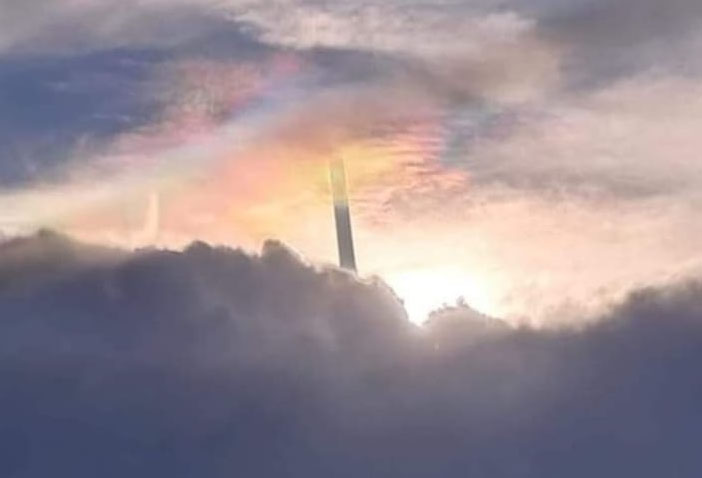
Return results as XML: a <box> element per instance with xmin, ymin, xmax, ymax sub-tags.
<box><xmin>234</xmin><ymin>3</ymin><xmax>531</xmax><ymax>55</ymax></box>
<box><xmin>454</xmin><ymin>74</ymin><xmax>702</xmax><ymax>198</ymax></box>
<box><xmin>4</xmin><ymin>0</ymin><xmax>698</xmax><ymax>188</ymax></box>
<box><xmin>0</xmin><ymin>0</ymin><xmax>275</xmax><ymax>186</ymax></box>
<box><xmin>0</xmin><ymin>0</ymin><xmax>245</xmax><ymax>55</ymax></box>
<box><xmin>4</xmin><ymin>0</ymin><xmax>702</xmax><ymax>90</ymax></box>
<box><xmin>2</xmin><ymin>0</ymin><xmax>701</xmax><ymax>326</ymax></box>
<box><xmin>228</xmin><ymin>0</ymin><xmax>702</xmax><ymax>90</ymax></box>
<box><xmin>537</xmin><ymin>0</ymin><xmax>702</xmax><ymax>84</ymax></box>
<box><xmin>4</xmin><ymin>60</ymin><xmax>701</xmax><ymax>325</ymax></box>
<box><xmin>230</xmin><ymin>2</ymin><xmax>562</xmax><ymax>104</ymax></box>
<box><xmin>1</xmin><ymin>232</ymin><xmax>702</xmax><ymax>476</ymax></box>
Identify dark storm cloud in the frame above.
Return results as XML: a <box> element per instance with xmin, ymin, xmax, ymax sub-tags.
<box><xmin>1</xmin><ymin>232</ymin><xmax>701</xmax><ymax>477</ymax></box>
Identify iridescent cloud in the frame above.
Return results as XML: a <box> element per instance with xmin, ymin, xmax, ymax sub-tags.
<box><xmin>2</xmin><ymin>0</ymin><xmax>702</xmax><ymax>324</ymax></box>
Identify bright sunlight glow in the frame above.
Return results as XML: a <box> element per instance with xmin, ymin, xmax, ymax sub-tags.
<box><xmin>384</xmin><ymin>266</ymin><xmax>500</xmax><ymax>324</ymax></box>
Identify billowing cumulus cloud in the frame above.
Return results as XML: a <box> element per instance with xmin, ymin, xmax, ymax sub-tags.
<box><xmin>1</xmin><ymin>232</ymin><xmax>702</xmax><ymax>477</ymax></box>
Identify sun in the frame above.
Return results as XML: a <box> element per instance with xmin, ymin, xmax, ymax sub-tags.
<box><xmin>383</xmin><ymin>266</ymin><xmax>500</xmax><ymax>325</ymax></box>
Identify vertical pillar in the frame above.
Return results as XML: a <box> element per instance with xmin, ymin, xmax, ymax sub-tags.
<box><xmin>329</xmin><ymin>158</ymin><xmax>357</xmax><ymax>271</ymax></box>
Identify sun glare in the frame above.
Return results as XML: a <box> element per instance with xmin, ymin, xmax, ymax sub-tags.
<box><xmin>384</xmin><ymin>267</ymin><xmax>500</xmax><ymax>324</ymax></box>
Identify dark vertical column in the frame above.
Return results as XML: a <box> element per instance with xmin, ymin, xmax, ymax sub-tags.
<box><xmin>330</xmin><ymin>158</ymin><xmax>357</xmax><ymax>271</ymax></box>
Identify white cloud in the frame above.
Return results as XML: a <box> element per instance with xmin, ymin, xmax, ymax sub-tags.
<box><xmin>232</xmin><ymin>2</ymin><xmax>532</xmax><ymax>55</ymax></box>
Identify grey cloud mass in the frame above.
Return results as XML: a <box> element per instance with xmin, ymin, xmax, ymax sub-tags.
<box><xmin>537</xmin><ymin>0</ymin><xmax>702</xmax><ymax>86</ymax></box>
<box><xmin>1</xmin><ymin>232</ymin><xmax>701</xmax><ymax>477</ymax></box>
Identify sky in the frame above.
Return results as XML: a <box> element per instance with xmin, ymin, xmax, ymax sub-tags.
<box><xmin>2</xmin><ymin>1</ymin><xmax>702</xmax><ymax>475</ymax></box>
<box><xmin>2</xmin><ymin>0</ymin><xmax>702</xmax><ymax>324</ymax></box>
